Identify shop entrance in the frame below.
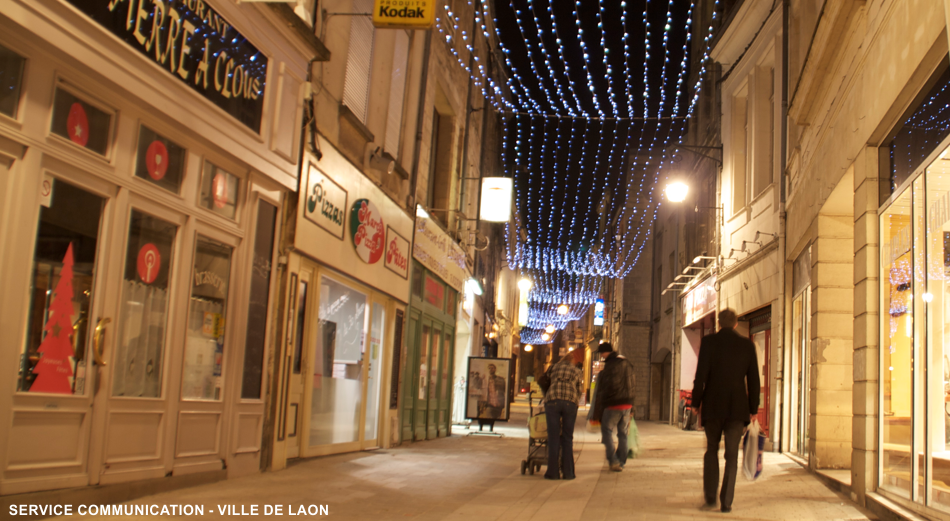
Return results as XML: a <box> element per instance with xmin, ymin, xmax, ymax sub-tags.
<box><xmin>790</xmin><ymin>287</ymin><xmax>811</xmax><ymax>458</ymax></box>
<box><xmin>7</xmin><ymin>162</ymin><xmax>254</xmax><ymax>493</ymax></box>
<box><xmin>402</xmin><ymin>262</ymin><xmax>457</xmax><ymax>442</ymax></box>
<box><xmin>289</xmin><ymin>262</ymin><xmax>390</xmax><ymax>458</ymax></box>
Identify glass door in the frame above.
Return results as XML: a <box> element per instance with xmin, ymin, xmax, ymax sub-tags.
<box><xmin>437</xmin><ymin>328</ymin><xmax>454</xmax><ymax>437</ymax></box>
<box><xmin>426</xmin><ymin>324</ymin><xmax>443</xmax><ymax>440</ymax></box>
<box><xmin>363</xmin><ymin>301</ymin><xmax>386</xmax><ymax>447</ymax></box>
<box><xmin>9</xmin><ymin>175</ymin><xmax>112</xmax><ymax>492</ymax></box>
<box><xmin>92</xmin><ymin>199</ymin><xmax>183</xmax><ymax>484</ymax></box>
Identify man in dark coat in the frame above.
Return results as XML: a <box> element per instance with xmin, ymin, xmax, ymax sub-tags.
<box><xmin>691</xmin><ymin>308</ymin><xmax>760</xmax><ymax>513</ymax></box>
<box><xmin>593</xmin><ymin>342</ymin><xmax>636</xmax><ymax>471</ymax></box>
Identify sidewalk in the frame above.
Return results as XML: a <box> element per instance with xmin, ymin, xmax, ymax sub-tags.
<box><xmin>44</xmin><ymin>401</ymin><xmax>875</xmax><ymax>520</ymax></box>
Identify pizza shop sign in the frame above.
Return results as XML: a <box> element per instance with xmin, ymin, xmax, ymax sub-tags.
<box><xmin>69</xmin><ymin>0</ymin><xmax>268</xmax><ymax>132</ymax></box>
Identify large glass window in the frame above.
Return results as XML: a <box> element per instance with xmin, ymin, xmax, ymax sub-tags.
<box><xmin>182</xmin><ymin>236</ymin><xmax>232</xmax><ymax>401</ymax></box>
<box><xmin>882</xmin><ymin>187</ymin><xmax>914</xmax><ymax>497</ymax></box>
<box><xmin>20</xmin><ymin>180</ymin><xmax>103</xmax><ymax>394</ymax></box>
<box><xmin>241</xmin><ymin>201</ymin><xmax>277</xmax><ymax>399</ymax></box>
<box><xmin>926</xmin><ymin>150</ymin><xmax>950</xmax><ymax>509</ymax></box>
<box><xmin>199</xmin><ymin>161</ymin><xmax>240</xmax><ymax>220</ymax></box>
<box><xmin>310</xmin><ymin>276</ymin><xmax>367</xmax><ymax>446</ymax></box>
<box><xmin>112</xmin><ymin>210</ymin><xmax>176</xmax><ymax>398</ymax></box>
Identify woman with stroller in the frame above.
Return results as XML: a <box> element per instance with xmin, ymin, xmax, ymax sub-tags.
<box><xmin>543</xmin><ymin>348</ymin><xmax>585</xmax><ymax>480</ymax></box>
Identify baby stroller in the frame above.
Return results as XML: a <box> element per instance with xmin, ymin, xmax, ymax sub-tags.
<box><xmin>521</xmin><ymin>390</ymin><xmax>548</xmax><ymax>475</ymax></box>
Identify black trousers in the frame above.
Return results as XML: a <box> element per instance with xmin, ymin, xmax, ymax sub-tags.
<box><xmin>703</xmin><ymin>418</ymin><xmax>745</xmax><ymax>508</ymax></box>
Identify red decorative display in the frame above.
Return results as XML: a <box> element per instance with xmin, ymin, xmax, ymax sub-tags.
<box><xmin>66</xmin><ymin>102</ymin><xmax>89</xmax><ymax>147</ymax></box>
<box><xmin>136</xmin><ymin>243</ymin><xmax>161</xmax><ymax>284</ymax></box>
<box><xmin>31</xmin><ymin>244</ymin><xmax>77</xmax><ymax>394</ymax></box>
<box><xmin>212</xmin><ymin>173</ymin><xmax>228</xmax><ymax>208</ymax></box>
<box><xmin>145</xmin><ymin>140</ymin><xmax>169</xmax><ymax>180</ymax></box>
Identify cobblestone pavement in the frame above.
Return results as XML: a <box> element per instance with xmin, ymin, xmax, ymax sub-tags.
<box><xmin>47</xmin><ymin>399</ymin><xmax>876</xmax><ymax>521</ymax></box>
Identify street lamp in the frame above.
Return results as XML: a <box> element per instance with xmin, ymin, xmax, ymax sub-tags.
<box><xmin>524</xmin><ymin>344</ymin><xmax>533</xmax><ymax>352</ymax></box>
<box><xmin>544</xmin><ymin>324</ymin><xmax>555</xmax><ymax>334</ymax></box>
<box><xmin>518</xmin><ymin>277</ymin><xmax>533</xmax><ymax>292</ymax></box>
<box><xmin>556</xmin><ymin>304</ymin><xmax>569</xmax><ymax>315</ymax></box>
<box><xmin>665</xmin><ymin>182</ymin><xmax>689</xmax><ymax>203</ymax></box>
<box><xmin>541</xmin><ymin>332</ymin><xmax>551</xmax><ymax>342</ymax></box>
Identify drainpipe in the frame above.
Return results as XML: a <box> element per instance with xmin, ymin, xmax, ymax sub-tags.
<box><xmin>777</xmin><ymin>0</ymin><xmax>789</xmax><ymax>454</ymax></box>
<box><xmin>670</xmin><ymin>206</ymin><xmax>681</xmax><ymax>425</ymax></box>
<box><xmin>408</xmin><ymin>30</ymin><xmax>433</xmax><ymax>211</ymax></box>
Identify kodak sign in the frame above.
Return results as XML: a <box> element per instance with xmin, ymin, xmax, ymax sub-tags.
<box><xmin>373</xmin><ymin>0</ymin><xmax>434</xmax><ymax>29</ymax></box>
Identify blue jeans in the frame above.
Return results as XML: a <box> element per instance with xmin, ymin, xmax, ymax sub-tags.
<box><xmin>544</xmin><ymin>399</ymin><xmax>578</xmax><ymax>479</ymax></box>
<box><xmin>601</xmin><ymin>408</ymin><xmax>631</xmax><ymax>467</ymax></box>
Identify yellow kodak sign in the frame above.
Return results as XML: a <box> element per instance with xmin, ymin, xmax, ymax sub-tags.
<box><xmin>373</xmin><ymin>0</ymin><xmax>434</xmax><ymax>29</ymax></box>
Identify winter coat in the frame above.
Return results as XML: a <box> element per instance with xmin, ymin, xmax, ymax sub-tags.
<box><xmin>691</xmin><ymin>327</ymin><xmax>760</xmax><ymax>424</ymax></box>
<box><xmin>593</xmin><ymin>352</ymin><xmax>636</xmax><ymax>421</ymax></box>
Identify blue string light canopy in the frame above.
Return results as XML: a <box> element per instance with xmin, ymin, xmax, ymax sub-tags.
<box><xmin>436</xmin><ymin>1</ymin><xmax>715</xmax><ymax>337</ymax></box>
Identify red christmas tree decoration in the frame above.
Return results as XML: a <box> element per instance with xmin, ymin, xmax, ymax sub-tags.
<box><xmin>31</xmin><ymin>243</ymin><xmax>77</xmax><ymax>394</ymax></box>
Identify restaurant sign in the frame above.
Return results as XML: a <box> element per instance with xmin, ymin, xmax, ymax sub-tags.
<box><xmin>682</xmin><ymin>275</ymin><xmax>716</xmax><ymax>326</ymax></box>
<box><xmin>412</xmin><ymin>210</ymin><xmax>467</xmax><ymax>291</ymax></box>
<box><xmin>68</xmin><ymin>0</ymin><xmax>268</xmax><ymax>132</ymax></box>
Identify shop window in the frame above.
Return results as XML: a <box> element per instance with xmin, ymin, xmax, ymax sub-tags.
<box><xmin>134</xmin><ymin>126</ymin><xmax>186</xmax><ymax>194</ymax></box>
<box><xmin>445</xmin><ymin>287</ymin><xmax>457</xmax><ymax>317</ymax></box>
<box><xmin>881</xmin><ymin>187</ymin><xmax>914</xmax><ymax>497</ymax></box>
<box><xmin>182</xmin><ymin>236</ymin><xmax>233</xmax><ymax>401</ymax></box>
<box><xmin>0</xmin><ymin>44</ymin><xmax>25</xmax><ymax>118</ymax></box>
<box><xmin>50</xmin><ymin>87</ymin><xmax>112</xmax><ymax>156</ymax></box>
<box><xmin>199</xmin><ymin>161</ymin><xmax>240</xmax><ymax>220</ymax></box>
<box><xmin>926</xmin><ymin>151</ymin><xmax>950</xmax><ymax>508</ymax></box>
<box><xmin>311</xmin><ymin>276</ymin><xmax>367</xmax><ymax>446</ymax></box>
<box><xmin>19</xmin><ymin>180</ymin><xmax>103</xmax><ymax>394</ymax></box>
<box><xmin>884</xmin><ymin>60</ymin><xmax>950</xmax><ymax>201</ymax></box>
<box><xmin>342</xmin><ymin>0</ymin><xmax>375</xmax><ymax>124</ymax></box>
<box><xmin>389</xmin><ymin>308</ymin><xmax>404</xmax><ymax>410</ymax></box>
<box><xmin>411</xmin><ymin>261</ymin><xmax>424</xmax><ymax>299</ymax></box>
<box><xmin>241</xmin><ymin>201</ymin><xmax>278</xmax><ymax>399</ymax></box>
<box><xmin>424</xmin><ymin>274</ymin><xmax>444</xmax><ymax>309</ymax></box>
<box><xmin>112</xmin><ymin>210</ymin><xmax>176</xmax><ymax>398</ymax></box>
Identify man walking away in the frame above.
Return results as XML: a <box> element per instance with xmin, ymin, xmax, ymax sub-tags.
<box><xmin>592</xmin><ymin>342</ymin><xmax>636</xmax><ymax>472</ymax></box>
<box><xmin>691</xmin><ymin>308</ymin><xmax>760</xmax><ymax>514</ymax></box>
<box><xmin>543</xmin><ymin>348</ymin><xmax>585</xmax><ymax>480</ymax></box>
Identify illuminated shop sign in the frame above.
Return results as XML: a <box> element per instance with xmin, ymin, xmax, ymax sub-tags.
<box><xmin>372</xmin><ymin>0</ymin><xmax>435</xmax><ymax>28</ymax></box>
<box><xmin>594</xmin><ymin>298</ymin><xmax>604</xmax><ymax>326</ymax></box>
<box><xmin>68</xmin><ymin>0</ymin><xmax>268</xmax><ymax>132</ymax></box>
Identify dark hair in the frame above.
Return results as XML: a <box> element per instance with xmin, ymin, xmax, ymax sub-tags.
<box><xmin>597</xmin><ymin>342</ymin><xmax>614</xmax><ymax>353</ymax></box>
<box><xmin>719</xmin><ymin>308</ymin><xmax>739</xmax><ymax>328</ymax></box>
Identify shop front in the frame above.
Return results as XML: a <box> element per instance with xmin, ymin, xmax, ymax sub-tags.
<box><xmin>878</xmin><ymin>75</ymin><xmax>950</xmax><ymax>510</ymax></box>
<box><xmin>0</xmin><ymin>0</ymin><xmax>315</xmax><ymax>495</ymax></box>
<box><xmin>679</xmin><ymin>275</ymin><xmax>716</xmax><ymax>421</ymax></box>
<box><xmin>274</xmin><ymin>137</ymin><xmax>412</xmax><ymax>463</ymax></box>
<box><xmin>400</xmin><ymin>210</ymin><xmax>467</xmax><ymax>442</ymax></box>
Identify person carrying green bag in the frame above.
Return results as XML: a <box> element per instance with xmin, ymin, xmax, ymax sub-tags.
<box><xmin>592</xmin><ymin>343</ymin><xmax>637</xmax><ymax>471</ymax></box>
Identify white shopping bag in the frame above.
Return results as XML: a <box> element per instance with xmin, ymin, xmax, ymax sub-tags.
<box><xmin>742</xmin><ymin>419</ymin><xmax>765</xmax><ymax>481</ymax></box>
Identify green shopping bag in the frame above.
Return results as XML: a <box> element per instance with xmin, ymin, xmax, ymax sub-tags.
<box><xmin>627</xmin><ymin>417</ymin><xmax>640</xmax><ymax>459</ymax></box>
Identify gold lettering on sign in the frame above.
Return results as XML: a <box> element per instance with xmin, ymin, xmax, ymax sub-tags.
<box><xmin>177</xmin><ymin>20</ymin><xmax>196</xmax><ymax>80</ymax></box>
<box><xmin>214</xmin><ymin>51</ymin><xmax>229</xmax><ymax>93</ymax></box>
<box><xmin>194</xmin><ymin>38</ymin><xmax>211</xmax><ymax>88</ymax></box>
<box><xmin>165</xmin><ymin>8</ymin><xmax>183</xmax><ymax>72</ymax></box>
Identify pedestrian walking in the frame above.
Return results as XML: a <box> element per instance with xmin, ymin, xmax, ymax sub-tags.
<box><xmin>691</xmin><ymin>308</ymin><xmax>760</xmax><ymax>513</ymax></box>
<box><xmin>543</xmin><ymin>348</ymin><xmax>585</xmax><ymax>480</ymax></box>
<box><xmin>592</xmin><ymin>342</ymin><xmax>636</xmax><ymax>472</ymax></box>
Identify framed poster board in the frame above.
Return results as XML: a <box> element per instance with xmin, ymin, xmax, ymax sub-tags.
<box><xmin>465</xmin><ymin>357</ymin><xmax>514</xmax><ymax>421</ymax></box>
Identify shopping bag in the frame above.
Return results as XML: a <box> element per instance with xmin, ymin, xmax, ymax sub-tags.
<box><xmin>528</xmin><ymin>413</ymin><xmax>548</xmax><ymax>438</ymax></box>
<box><xmin>742</xmin><ymin>419</ymin><xmax>765</xmax><ymax>481</ymax></box>
<box><xmin>627</xmin><ymin>417</ymin><xmax>640</xmax><ymax>459</ymax></box>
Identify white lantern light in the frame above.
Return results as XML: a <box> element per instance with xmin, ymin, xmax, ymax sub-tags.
<box><xmin>479</xmin><ymin>177</ymin><xmax>513</xmax><ymax>222</ymax></box>
<box><xmin>524</xmin><ymin>344</ymin><xmax>533</xmax><ymax>352</ymax></box>
<box><xmin>544</xmin><ymin>324</ymin><xmax>555</xmax><ymax>334</ymax></box>
<box><xmin>518</xmin><ymin>277</ymin><xmax>533</xmax><ymax>292</ymax></box>
<box><xmin>665</xmin><ymin>182</ymin><xmax>689</xmax><ymax>203</ymax></box>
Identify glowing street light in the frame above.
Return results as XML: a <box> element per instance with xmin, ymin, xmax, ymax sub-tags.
<box><xmin>665</xmin><ymin>182</ymin><xmax>689</xmax><ymax>203</ymax></box>
<box><xmin>541</xmin><ymin>332</ymin><xmax>551</xmax><ymax>341</ymax></box>
<box><xmin>524</xmin><ymin>344</ymin><xmax>533</xmax><ymax>352</ymax></box>
<box><xmin>556</xmin><ymin>304</ymin><xmax>569</xmax><ymax>315</ymax></box>
<box><xmin>544</xmin><ymin>324</ymin><xmax>555</xmax><ymax>334</ymax></box>
<box><xmin>518</xmin><ymin>277</ymin><xmax>533</xmax><ymax>292</ymax></box>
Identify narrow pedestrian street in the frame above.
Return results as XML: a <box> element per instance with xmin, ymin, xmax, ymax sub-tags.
<box><xmin>44</xmin><ymin>398</ymin><xmax>874</xmax><ymax>521</ymax></box>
